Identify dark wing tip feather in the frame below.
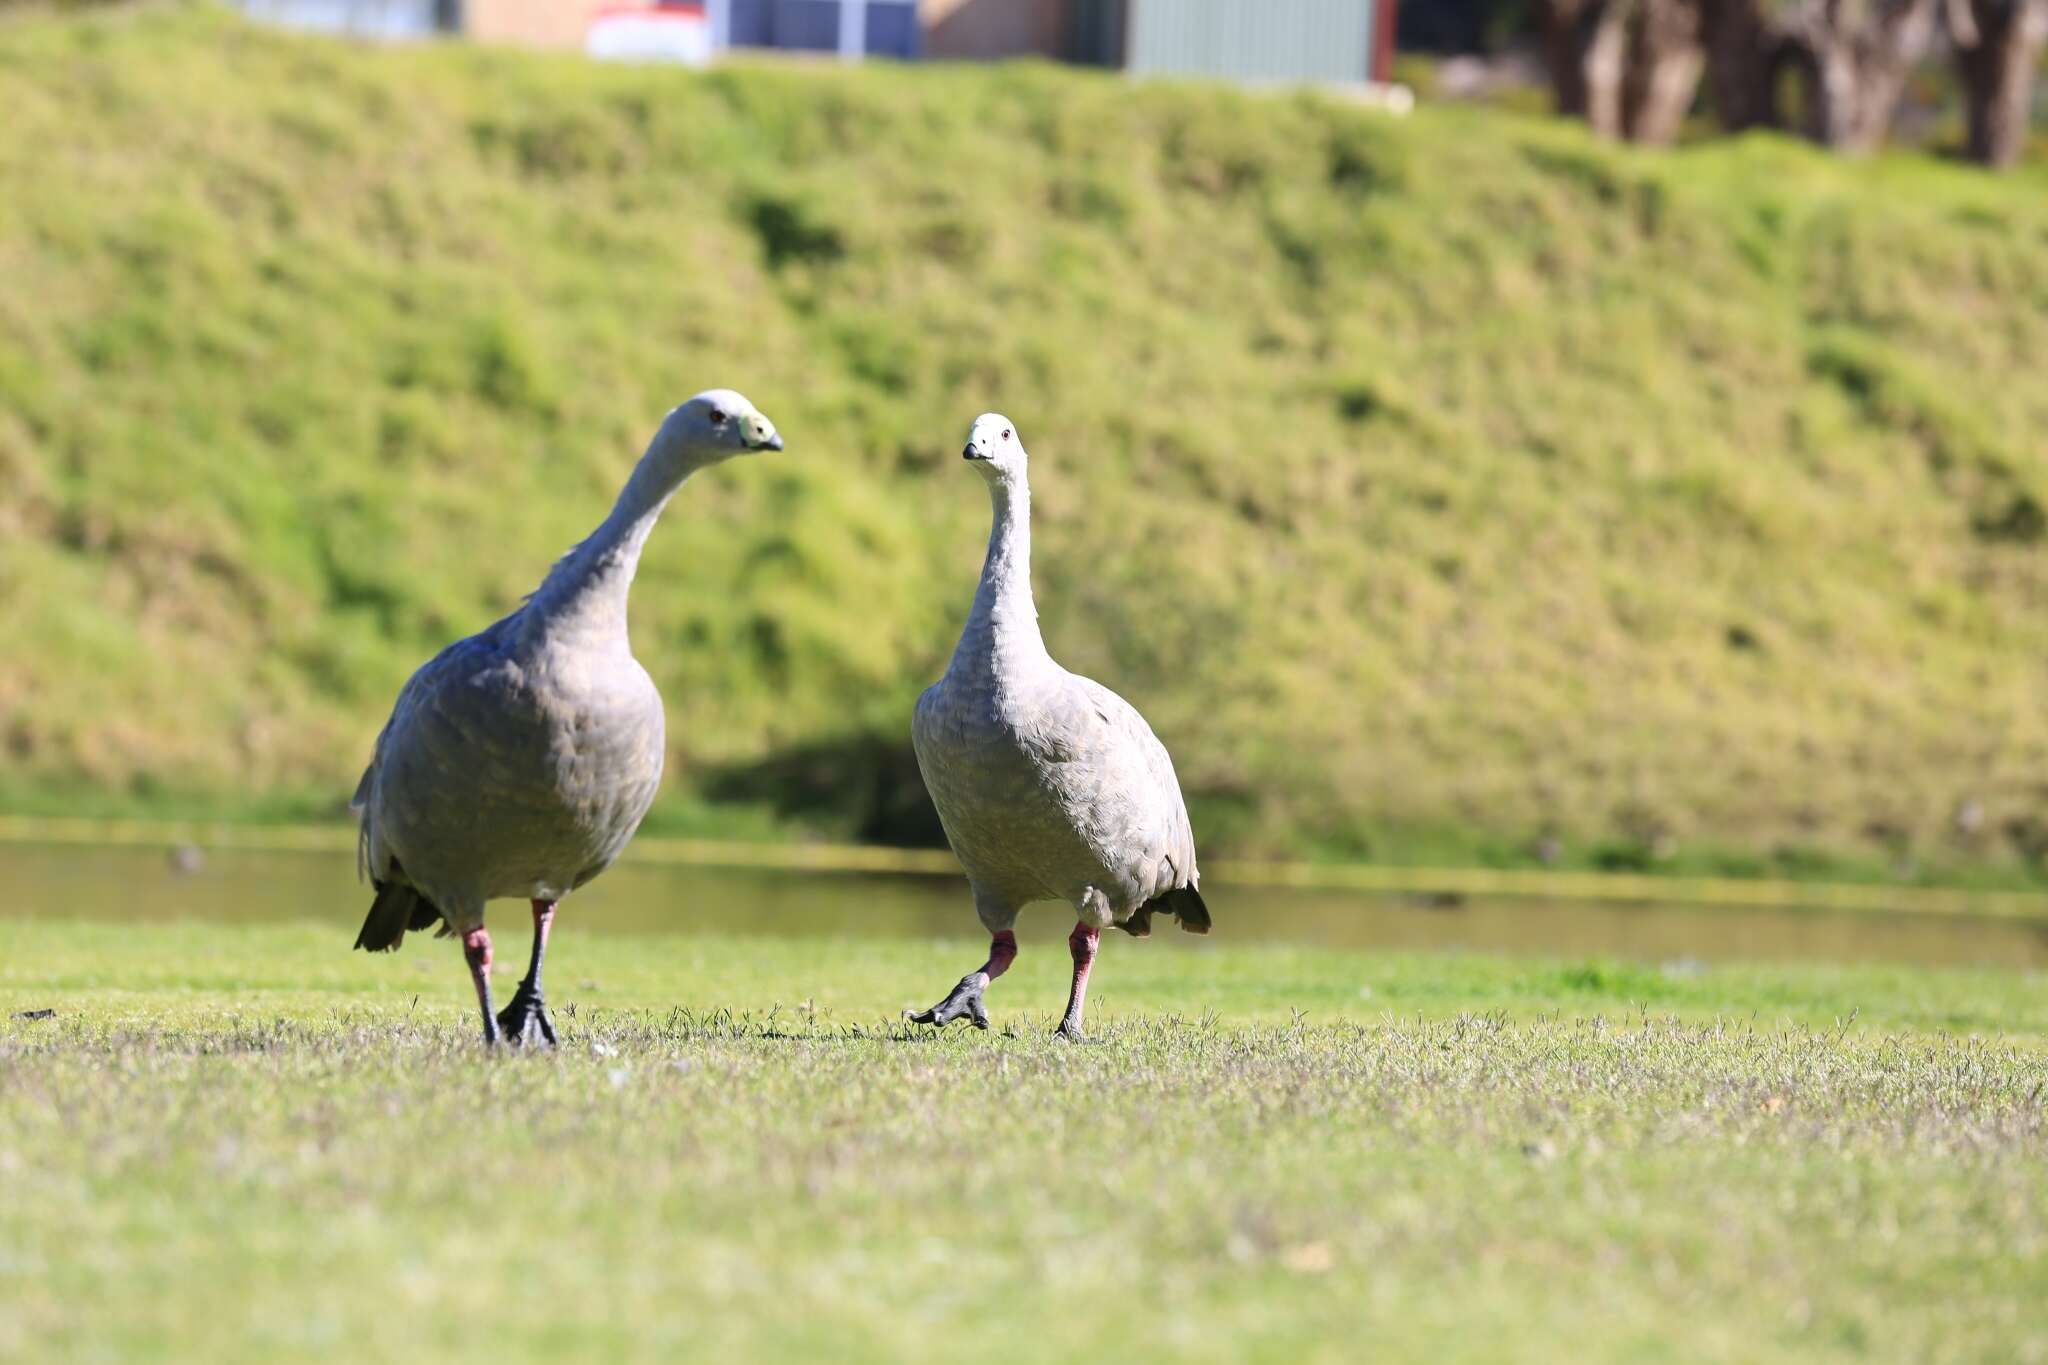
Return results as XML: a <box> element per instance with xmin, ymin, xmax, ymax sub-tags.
<box><xmin>1130</xmin><ymin>885</ymin><xmax>1210</xmax><ymax>937</ymax></box>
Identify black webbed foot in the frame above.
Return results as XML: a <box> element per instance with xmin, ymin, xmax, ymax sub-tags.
<box><xmin>908</xmin><ymin>973</ymin><xmax>990</xmax><ymax>1030</ymax></box>
<box><xmin>496</xmin><ymin>982</ymin><xmax>558</xmax><ymax>1048</ymax></box>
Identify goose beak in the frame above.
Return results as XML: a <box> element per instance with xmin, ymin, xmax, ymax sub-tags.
<box><xmin>962</xmin><ymin>443</ymin><xmax>986</xmax><ymax>461</ymax></box>
<box><xmin>753</xmin><ymin>432</ymin><xmax>784</xmax><ymax>453</ymax></box>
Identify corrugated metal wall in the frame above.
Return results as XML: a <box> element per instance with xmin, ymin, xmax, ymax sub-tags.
<box><xmin>1125</xmin><ymin>0</ymin><xmax>1377</xmax><ymax>85</ymax></box>
<box><xmin>233</xmin><ymin>0</ymin><xmax>451</xmax><ymax>40</ymax></box>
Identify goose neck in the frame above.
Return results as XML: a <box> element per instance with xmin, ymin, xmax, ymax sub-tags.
<box><xmin>524</xmin><ymin>452</ymin><xmax>693</xmax><ymax>648</ymax></box>
<box><xmin>958</xmin><ymin>475</ymin><xmax>1044</xmax><ymax>673</ymax></box>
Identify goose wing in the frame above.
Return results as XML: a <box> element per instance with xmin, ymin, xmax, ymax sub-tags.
<box><xmin>1027</xmin><ymin>672</ymin><xmax>1199</xmax><ymax>904</ymax></box>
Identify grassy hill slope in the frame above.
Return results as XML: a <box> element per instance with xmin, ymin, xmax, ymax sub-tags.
<box><xmin>5</xmin><ymin>5</ymin><xmax>2048</xmax><ymax>874</ymax></box>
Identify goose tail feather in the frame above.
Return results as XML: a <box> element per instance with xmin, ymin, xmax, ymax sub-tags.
<box><xmin>1121</xmin><ymin>883</ymin><xmax>1210</xmax><ymax>937</ymax></box>
<box><xmin>354</xmin><ymin>878</ymin><xmax>441</xmax><ymax>953</ymax></box>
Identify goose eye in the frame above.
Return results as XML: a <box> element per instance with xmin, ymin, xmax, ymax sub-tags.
<box><xmin>1002</xmin><ymin>428</ymin><xmax>1011</xmax><ymax>440</ymax></box>
<box><xmin>709</xmin><ymin>408</ymin><xmax>727</xmax><ymax>426</ymax></box>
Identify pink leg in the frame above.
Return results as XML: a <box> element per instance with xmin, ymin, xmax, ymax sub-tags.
<box><xmin>909</xmin><ymin>929</ymin><xmax>1017</xmax><ymax>1030</ymax></box>
<box><xmin>984</xmin><ymin>929</ymin><xmax>1018</xmax><ymax>982</ymax></box>
<box><xmin>1055</xmin><ymin>922</ymin><xmax>1100</xmax><ymax>1039</ymax></box>
<box><xmin>462</xmin><ymin>926</ymin><xmax>500</xmax><ymax>1045</ymax></box>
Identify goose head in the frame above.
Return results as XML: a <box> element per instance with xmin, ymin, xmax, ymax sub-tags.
<box><xmin>961</xmin><ymin>412</ymin><xmax>1026</xmax><ymax>484</ymax></box>
<box><xmin>660</xmin><ymin>389</ymin><xmax>783</xmax><ymax>467</ymax></box>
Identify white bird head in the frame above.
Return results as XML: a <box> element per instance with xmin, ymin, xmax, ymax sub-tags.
<box><xmin>659</xmin><ymin>389</ymin><xmax>783</xmax><ymax>465</ymax></box>
<box><xmin>961</xmin><ymin>412</ymin><xmax>1025</xmax><ymax>482</ymax></box>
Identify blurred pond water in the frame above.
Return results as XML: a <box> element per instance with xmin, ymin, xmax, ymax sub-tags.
<box><xmin>4</xmin><ymin>841</ymin><xmax>2046</xmax><ymax>968</ymax></box>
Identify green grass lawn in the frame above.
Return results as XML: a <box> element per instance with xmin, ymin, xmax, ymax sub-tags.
<box><xmin>4</xmin><ymin>920</ymin><xmax>2044</xmax><ymax>1362</ymax></box>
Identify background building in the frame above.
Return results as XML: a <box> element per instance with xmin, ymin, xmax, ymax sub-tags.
<box><xmin>807</xmin><ymin>0</ymin><xmax>1397</xmax><ymax>81</ymax></box>
<box><xmin>717</xmin><ymin>0</ymin><xmax>921</xmax><ymax>60</ymax></box>
<box><xmin>918</xmin><ymin>0</ymin><xmax>1092</xmax><ymax>61</ymax></box>
<box><xmin>234</xmin><ymin>0</ymin><xmax>1397</xmax><ymax>84</ymax></box>
<box><xmin>1122</xmin><ymin>0</ymin><xmax>1394</xmax><ymax>85</ymax></box>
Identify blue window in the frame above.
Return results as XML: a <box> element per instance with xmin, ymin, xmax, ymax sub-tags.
<box><xmin>724</xmin><ymin>0</ymin><xmax>918</xmax><ymax>59</ymax></box>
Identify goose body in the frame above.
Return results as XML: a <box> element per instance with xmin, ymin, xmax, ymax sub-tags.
<box><xmin>353</xmin><ymin>614</ymin><xmax>665</xmax><ymax>923</ymax></box>
<box><xmin>351</xmin><ymin>389</ymin><xmax>784</xmax><ymax>1044</ymax></box>
<box><xmin>913</xmin><ymin>653</ymin><xmax>1201</xmax><ymax>934</ymax></box>
<box><xmin>909</xmin><ymin>414</ymin><xmax>1207</xmax><ymax>1039</ymax></box>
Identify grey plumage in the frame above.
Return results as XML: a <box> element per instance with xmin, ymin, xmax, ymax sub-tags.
<box><xmin>912</xmin><ymin>414</ymin><xmax>1208</xmax><ymax>948</ymax></box>
<box><xmin>351</xmin><ymin>390</ymin><xmax>783</xmax><ymax>961</ymax></box>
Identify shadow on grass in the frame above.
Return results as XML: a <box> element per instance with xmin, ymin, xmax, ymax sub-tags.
<box><xmin>702</xmin><ymin>733</ymin><xmax>948</xmax><ymax>848</ymax></box>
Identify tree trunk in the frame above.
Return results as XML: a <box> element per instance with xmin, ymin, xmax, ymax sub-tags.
<box><xmin>1540</xmin><ymin>0</ymin><xmax>1707</xmax><ymax>143</ymax></box>
<box><xmin>1701</xmin><ymin>0</ymin><xmax>1787</xmax><ymax>129</ymax></box>
<box><xmin>1778</xmin><ymin>0</ymin><xmax>1940</xmax><ymax>153</ymax></box>
<box><xmin>1951</xmin><ymin>0</ymin><xmax>2048</xmax><ymax>167</ymax></box>
<box><xmin>1541</xmin><ymin>0</ymin><xmax>1628</xmax><ymax>136</ymax></box>
<box><xmin>1621</xmin><ymin>0</ymin><xmax>1709</xmax><ymax>143</ymax></box>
